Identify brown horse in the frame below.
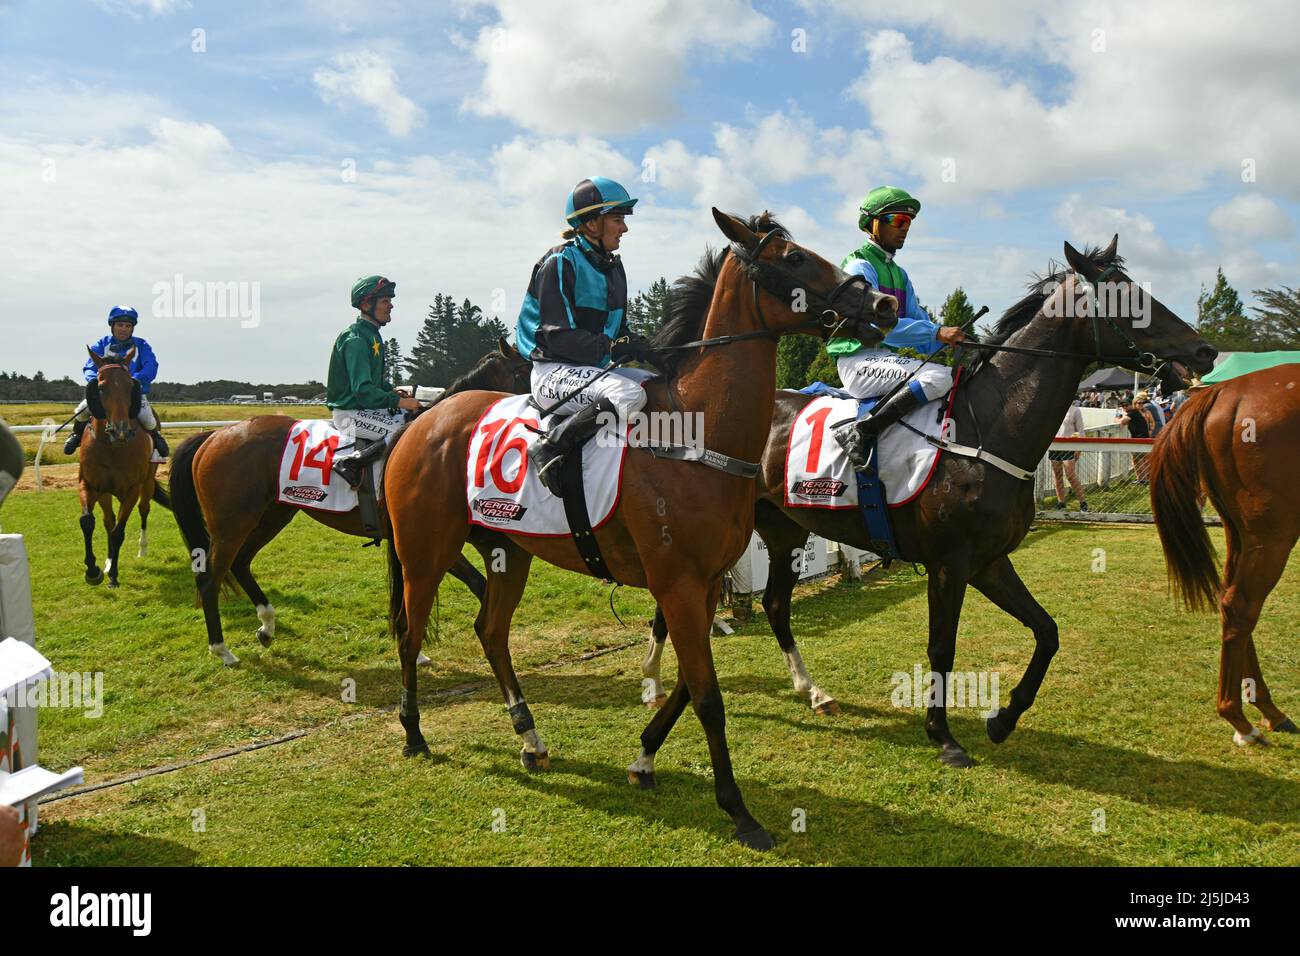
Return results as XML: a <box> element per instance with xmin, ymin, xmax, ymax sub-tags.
<box><xmin>383</xmin><ymin>209</ymin><xmax>897</xmax><ymax>849</ymax></box>
<box><xmin>1150</xmin><ymin>363</ymin><xmax>1300</xmax><ymax>745</ymax></box>
<box><xmin>640</xmin><ymin>238</ymin><xmax>1218</xmax><ymax>768</ymax></box>
<box><xmin>167</xmin><ymin>340</ymin><xmax>531</xmax><ymax>665</ymax></box>
<box><xmin>78</xmin><ymin>348</ymin><xmax>161</xmax><ymax>588</ymax></box>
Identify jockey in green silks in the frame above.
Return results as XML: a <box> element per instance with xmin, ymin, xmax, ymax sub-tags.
<box><xmin>830</xmin><ymin>186</ymin><xmax>968</xmax><ymax>469</ymax></box>
<box><xmin>326</xmin><ymin>275</ymin><xmax>421</xmax><ymax>487</ymax></box>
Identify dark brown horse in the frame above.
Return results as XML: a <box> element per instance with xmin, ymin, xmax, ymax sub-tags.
<box><xmin>383</xmin><ymin>210</ymin><xmax>897</xmax><ymax>849</ymax></box>
<box><xmin>1150</xmin><ymin>363</ymin><xmax>1299</xmax><ymax>745</ymax></box>
<box><xmin>640</xmin><ymin>237</ymin><xmax>1218</xmax><ymax>768</ymax></box>
<box><xmin>167</xmin><ymin>340</ymin><xmax>531</xmax><ymax>665</ymax></box>
<box><xmin>78</xmin><ymin>348</ymin><xmax>162</xmax><ymax>588</ymax></box>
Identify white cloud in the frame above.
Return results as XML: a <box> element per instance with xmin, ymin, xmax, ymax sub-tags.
<box><xmin>92</xmin><ymin>0</ymin><xmax>190</xmax><ymax>16</ymax></box>
<box><xmin>313</xmin><ymin>50</ymin><xmax>424</xmax><ymax>136</ymax></box>
<box><xmin>461</xmin><ymin>0</ymin><xmax>774</xmax><ymax>135</ymax></box>
<box><xmin>1208</xmin><ymin>194</ymin><xmax>1295</xmax><ymax>242</ymax></box>
<box><xmin>491</xmin><ymin>136</ymin><xmax>638</xmax><ymax>205</ymax></box>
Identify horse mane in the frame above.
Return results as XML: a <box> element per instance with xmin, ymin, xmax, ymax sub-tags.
<box><xmin>647</xmin><ymin>212</ymin><xmax>787</xmax><ymax>377</ymax></box>
<box><xmin>437</xmin><ymin>348</ymin><xmax>515</xmax><ymax>402</ymax></box>
<box><xmin>982</xmin><ymin>244</ymin><xmax>1126</xmax><ymax>348</ymax></box>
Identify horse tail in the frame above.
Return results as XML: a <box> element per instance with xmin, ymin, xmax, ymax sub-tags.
<box><xmin>387</xmin><ymin>537</ymin><xmax>407</xmax><ymax>641</ymax></box>
<box><xmin>168</xmin><ymin>431</ymin><xmax>214</xmax><ymax>562</ymax></box>
<box><xmin>151</xmin><ymin>481</ymin><xmax>172</xmax><ymax>510</ymax></box>
<box><xmin>1149</xmin><ymin>391</ymin><xmax>1221</xmax><ymax>612</ymax></box>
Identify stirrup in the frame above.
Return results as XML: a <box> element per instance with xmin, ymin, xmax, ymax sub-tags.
<box><xmin>832</xmin><ymin>421</ymin><xmax>871</xmax><ymax>470</ymax></box>
<box><xmin>332</xmin><ymin>454</ymin><xmax>364</xmax><ymax>488</ymax></box>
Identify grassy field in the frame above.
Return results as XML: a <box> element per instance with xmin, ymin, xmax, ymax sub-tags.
<box><xmin>3</xmin><ymin>484</ymin><xmax>1298</xmax><ymax>866</ymax></box>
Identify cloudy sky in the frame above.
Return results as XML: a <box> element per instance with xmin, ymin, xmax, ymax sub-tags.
<box><xmin>3</xmin><ymin>0</ymin><xmax>1297</xmax><ymax>384</ymax></box>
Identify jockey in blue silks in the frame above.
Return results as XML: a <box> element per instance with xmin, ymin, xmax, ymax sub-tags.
<box><xmin>516</xmin><ymin>176</ymin><xmax>654</xmax><ymax>496</ymax></box>
<box><xmin>829</xmin><ymin>186</ymin><xmax>968</xmax><ymax>469</ymax></box>
<box><xmin>64</xmin><ymin>306</ymin><xmax>169</xmax><ymax>457</ymax></box>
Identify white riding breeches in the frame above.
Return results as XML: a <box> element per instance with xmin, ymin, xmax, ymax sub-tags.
<box><xmin>73</xmin><ymin>395</ymin><xmax>159</xmax><ymax>430</ymax></box>
<box><xmin>331</xmin><ymin>407</ymin><xmax>407</xmax><ymax>450</ymax></box>
<box><xmin>530</xmin><ymin>363</ymin><xmax>651</xmax><ymax>418</ymax></box>
<box><xmin>836</xmin><ymin>349</ymin><xmax>953</xmax><ymax>404</ymax></box>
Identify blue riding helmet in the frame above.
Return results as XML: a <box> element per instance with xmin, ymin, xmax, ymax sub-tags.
<box><xmin>107</xmin><ymin>306</ymin><xmax>139</xmax><ymax>327</ymax></box>
<box><xmin>565</xmin><ymin>177</ymin><xmax>637</xmax><ymax>227</ymax></box>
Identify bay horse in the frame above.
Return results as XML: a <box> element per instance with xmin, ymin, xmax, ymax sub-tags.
<box><xmin>640</xmin><ymin>237</ymin><xmax>1217</xmax><ymax>768</ymax></box>
<box><xmin>167</xmin><ymin>340</ymin><xmax>531</xmax><ymax>665</ymax></box>
<box><xmin>78</xmin><ymin>347</ymin><xmax>163</xmax><ymax>588</ymax></box>
<box><xmin>1149</xmin><ymin>363</ymin><xmax>1299</xmax><ymax>745</ymax></box>
<box><xmin>383</xmin><ymin>209</ymin><xmax>897</xmax><ymax>849</ymax></box>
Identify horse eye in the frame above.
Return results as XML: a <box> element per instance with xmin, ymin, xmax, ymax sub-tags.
<box><xmin>786</xmin><ymin>251</ymin><xmax>805</xmax><ymax>265</ymax></box>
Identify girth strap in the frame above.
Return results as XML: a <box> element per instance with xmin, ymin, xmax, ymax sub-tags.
<box><xmin>642</xmin><ymin>443</ymin><xmax>760</xmax><ymax>478</ymax></box>
<box><xmin>560</xmin><ymin>450</ymin><xmax>615</xmax><ymax>582</ymax></box>
<box><xmin>913</xmin><ymin>430</ymin><xmax>1035</xmax><ymax>481</ymax></box>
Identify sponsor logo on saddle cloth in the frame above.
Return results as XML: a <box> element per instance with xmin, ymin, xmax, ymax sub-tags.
<box><xmin>466</xmin><ymin>394</ymin><xmax>628</xmax><ymax>536</ymax></box>
<box><xmin>276</xmin><ymin>419</ymin><xmax>366</xmax><ymax>513</ymax></box>
<box><xmin>784</xmin><ymin>395</ymin><xmax>956</xmax><ymax>509</ymax></box>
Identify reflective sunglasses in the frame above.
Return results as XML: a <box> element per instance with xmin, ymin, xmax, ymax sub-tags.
<box><xmin>879</xmin><ymin>212</ymin><xmax>913</xmax><ymax>227</ymax></box>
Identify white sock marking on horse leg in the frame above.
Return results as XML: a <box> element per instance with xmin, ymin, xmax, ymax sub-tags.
<box><xmin>521</xmin><ymin>728</ymin><xmax>546</xmax><ymax>755</ymax></box>
<box><xmin>783</xmin><ymin>648</ymin><xmax>813</xmax><ymax>695</ymax></box>
<box><xmin>256</xmin><ymin>603</ymin><xmax>276</xmax><ymax>638</ymax></box>
<box><xmin>415</xmin><ymin>651</ymin><xmax>432</xmax><ymax>665</ymax></box>
<box><xmin>641</xmin><ymin>634</ymin><xmax>666</xmax><ymax>703</ymax></box>
<box><xmin>627</xmin><ymin>748</ymin><xmax>655</xmax><ymax>776</ymax></box>
<box><xmin>210</xmin><ymin>642</ymin><xmax>240</xmax><ymax>666</ymax></box>
<box><xmin>104</xmin><ymin>556</ymin><xmax>114</xmax><ymax>576</ymax></box>
<box><xmin>1234</xmin><ymin>726</ymin><xmax>1267</xmax><ymax>746</ymax></box>
<box><xmin>137</xmin><ymin>527</ymin><xmax>148</xmax><ymax>558</ymax></box>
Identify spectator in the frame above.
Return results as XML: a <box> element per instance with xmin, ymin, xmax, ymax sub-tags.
<box><xmin>1050</xmin><ymin>402</ymin><xmax>1088</xmax><ymax>511</ymax></box>
<box><xmin>1116</xmin><ymin>397</ymin><xmax>1154</xmax><ymax>483</ymax></box>
<box><xmin>1134</xmin><ymin>389</ymin><xmax>1165</xmax><ymax>434</ymax></box>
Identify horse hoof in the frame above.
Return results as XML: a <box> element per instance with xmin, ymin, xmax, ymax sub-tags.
<box><xmin>813</xmin><ymin>700</ymin><xmax>840</xmax><ymax>716</ymax></box>
<box><xmin>85</xmin><ymin>568</ymin><xmax>103</xmax><ymax>585</ymax></box>
<box><xmin>627</xmin><ymin>770</ymin><xmax>656</xmax><ymax>790</ymax></box>
<box><xmin>416</xmin><ymin>651</ymin><xmax>432</xmax><ymax>666</ymax></box>
<box><xmin>209</xmin><ymin>642</ymin><xmax>240</xmax><ymax>667</ymax></box>
<box><xmin>256</xmin><ymin>627</ymin><xmax>273</xmax><ymax>648</ymax></box>
<box><xmin>1270</xmin><ymin>718</ymin><xmax>1298</xmax><ymax>733</ymax></box>
<box><xmin>520</xmin><ymin>750</ymin><xmax>550</xmax><ymax>772</ymax></box>
<box><xmin>940</xmin><ymin>746</ymin><xmax>975</xmax><ymax>769</ymax></box>
<box><xmin>735</xmin><ymin>826</ymin><xmax>775</xmax><ymax>852</ymax></box>
<box><xmin>986</xmin><ymin>710</ymin><xmax>1013</xmax><ymax>744</ymax></box>
<box><xmin>107</xmin><ymin>579</ymin><xmax>119</xmax><ymax>589</ymax></box>
<box><xmin>404</xmin><ymin>739</ymin><xmax>431</xmax><ymax>758</ymax></box>
<box><xmin>1233</xmin><ymin>727</ymin><xmax>1269</xmax><ymax>747</ymax></box>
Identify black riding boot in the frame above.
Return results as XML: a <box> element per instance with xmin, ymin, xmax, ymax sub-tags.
<box><xmin>833</xmin><ymin>386</ymin><xmax>929</xmax><ymax>471</ymax></box>
<box><xmin>63</xmin><ymin>419</ymin><xmax>89</xmax><ymax>455</ymax></box>
<box><xmin>332</xmin><ymin>437</ymin><xmax>387</xmax><ymax>488</ymax></box>
<box><xmin>149</xmin><ymin>427</ymin><xmax>170</xmax><ymax>458</ymax></box>
<box><xmin>530</xmin><ymin>397</ymin><xmax>619</xmax><ymax>497</ymax></box>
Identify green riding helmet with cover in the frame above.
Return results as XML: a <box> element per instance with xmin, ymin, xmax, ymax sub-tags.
<box><xmin>351</xmin><ymin>275</ymin><xmax>397</xmax><ymax>313</ymax></box>
<box><xmin>857</xmin><ymin>186</ymin><xmax>921</xmax><ymax>233</ymax></box>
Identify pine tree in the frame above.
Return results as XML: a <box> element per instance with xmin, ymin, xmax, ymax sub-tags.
<box><xmin>405</xmin><ymin>294</ymin><xmax>456</xmax><ymax>385</ymax></box>
<box><xmin>1250</xmin><ymin>286</ymin><xmax>1300</xmax><ymax>349</ymax></box>
<box><xmin>1197</xmin><ymin>269</ymin><xmax>1257</xmax><ymax>351</ymax></box>
<box><xmin>384</xmin><ymin>337</ymin><xmax>403</xmax><ymax>386</ymax></box>
<box><xmin>775</xmin><ymin>336</ymin><xmax>820</xmax><ymax>389</ymax></box>
<box><xmin>939</xmin><ymin>287</ymin><xmax>975</xmax><ymax>328</ymax></box>
<box><xmin>805</xmin><ymin>347</ymin><xmax>842</xmax><ymax>388</ymax></box>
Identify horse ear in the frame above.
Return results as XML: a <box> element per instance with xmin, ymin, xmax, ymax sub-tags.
<box><xmin>87</xmin><ymin>345</ymin><xmax>102</xmax><ymax>364</ymax></box>
<box><xmin>712</xmin><ymin>208</ymin><xmax>758</xmax><ymax>249</ymax></box>
<box><xmin>125</xmin><ymin>346</ymin><xmax>137</xmax><ymax>364</ymax></box>
<box><xmin>497</xmin><ymin>336</ymin><xmax>511</xmax><ymax>356</ymax></box>
<box><xmin>1063</xmin><ymin>241</ymin><xmax>1094</xmax><ymax>277</ymax></box>
<box><xmin>1102</xmin><ymin>233</ymin><xmax>1119</xmax><ymax>261</ymax></box>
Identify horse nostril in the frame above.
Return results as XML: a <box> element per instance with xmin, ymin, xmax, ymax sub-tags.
<box><xmin>876</xmin><ymin>296</ymin><xmax>898</xmax><ymax>319</ymax></box>
<box><xmin>1196</xmin><ymin>345</ymin><xmax>1218</xmax><ymax>365</ymax></box>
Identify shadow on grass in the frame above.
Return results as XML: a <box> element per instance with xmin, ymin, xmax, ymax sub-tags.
<box><xmin>457</xmin><ymin>743</ymin><xmax>1120</xmax><ymax>866</ymax></box>
<box><xmin>32</xmin><ymin>822</ymin><xmax>199</xmax><ymax>867</ymax></box>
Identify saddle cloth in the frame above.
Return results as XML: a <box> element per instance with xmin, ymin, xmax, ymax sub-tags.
<box><xmin>466</xmin><ymin>394</ymin><xmax>628</xmax><ymax>536</ymax></box>
<box><xmin>785</xmin><ymin>390</ymin><xmax>955</xmax><ymax>510</ymax></box>
<box><xmin>276</xmin><ymin>419</ymin><xmax>371</xmax><ymax>513</ymax></box>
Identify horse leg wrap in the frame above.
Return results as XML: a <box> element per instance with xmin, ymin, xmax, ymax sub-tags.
<box><xmin>508</xmin><ymin>701</ymin><xmax>535</xmax><ymax>735</ymax></box>
<box><xmin>400</xmin><ymin>686</ymin><xmax>418</xmax><ymax>720</ymax></box>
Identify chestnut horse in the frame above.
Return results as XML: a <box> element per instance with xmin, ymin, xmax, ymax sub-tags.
<box><xmin>383</xmin><ymin>210</ymin><xmax>897</xmax><ymax>849</ymax></box>
<box><xmin>640</xmin><ymin>238</ymin><xmax>1218</xmax><ymax>768</ymax></box>
<box><xmin>78</xmin><ymin>348</ymin><xmax>162</xmax><ymax>588</ymax></box>
<box><xmin>167</xmin><ymin>341</ymin><xmax>531</xmax><ymax>665</ymax></box>
<box><xmin>1150</xmin><ymin>363</ymin><xmax>1299</xmax><ymax>745</ymax></box>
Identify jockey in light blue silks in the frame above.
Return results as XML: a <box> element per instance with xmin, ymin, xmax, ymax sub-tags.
<box><xmin>516</xmin><ymin>177</ymin><xmax>654</xmax><ymax>495</ymax></box>
<box><xmin>830</xmin><ymin>186</ymin><xmax>968</xmax><ymax>469</ymax></box>
<box><xmin>64</xmin><ymin>306</ymin><xmax>169</xmax><ymax>457</ymax></box>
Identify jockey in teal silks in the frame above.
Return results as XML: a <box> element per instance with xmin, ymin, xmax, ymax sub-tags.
<box><xmin>830</xmin><ymin>186</ymin><xmax>968</xmax><ymax>469</ymax></box>
<box><xmin>64</xmin><ymin>306</ymin><xmax>169</xmax><ymax>458</ymax></box>
<box><xmin>516</xmin><ymin>177</ymin><xmax>654</xmax><ymax>496</ymax></box>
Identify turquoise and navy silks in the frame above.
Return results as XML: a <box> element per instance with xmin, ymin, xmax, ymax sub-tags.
<box><xmin>515</xmin><ymin>234</ymin><xmax>630</xmax><ymax>368</ymax></box>
<box><xmin>827</xmin><ymin>238</ymin><xmax>941</xmax><ymax>357</ymax></box>
<box><xmin>82</xmin><ymin>335</ymin><xmax>159</xmax><ymax>394</ymax></box>
<box><xmin>798</xmin><ymin>381</ymin><xmax>900</xmax><ymax>560</ymax></box>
